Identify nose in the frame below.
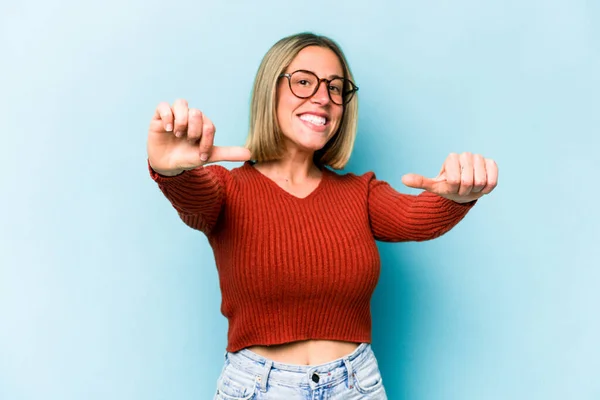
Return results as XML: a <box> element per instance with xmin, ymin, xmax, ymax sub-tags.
<box><xmin>310</xmin><ymin>80</ymin><xmax>331</xmax><ymax>105</ymax></box>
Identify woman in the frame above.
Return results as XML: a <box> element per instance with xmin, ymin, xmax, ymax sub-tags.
<box><xmin>147</xmin><ymin>32</ymin><xmax>497</xmax><ymax>399</ymax></box>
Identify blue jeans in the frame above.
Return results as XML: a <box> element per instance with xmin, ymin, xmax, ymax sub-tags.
<box><xmin>214</xmin><ymin>343</ymin><xmax>388</xmax><ymax>399</ymax></box>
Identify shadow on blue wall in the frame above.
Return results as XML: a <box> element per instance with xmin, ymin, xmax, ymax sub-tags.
<box><xmin>374</xmin><ymin>244</ymin><xmax>417</xmax><ymax>398</ymax></box>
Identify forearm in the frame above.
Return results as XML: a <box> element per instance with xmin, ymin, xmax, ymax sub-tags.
<box><xmin>369</xmin><ymin>182</ymin><xmax>475</xmax><ymax>242</ymax></box>
<box><xmin>148</xmin><ymin>160</ymin><xmax>226</xmax><ymax>231</ymax></box>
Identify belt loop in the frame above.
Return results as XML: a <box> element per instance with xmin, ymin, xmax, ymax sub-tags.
<box><xmin>343</xmin><ymin>357</ymin><xmax>354</xmax><ymax>389</ymax></box>
<box><xmin>258</xmin><ymin>359</ymin><xmax>273</xmax><ymax>392</ymax></box>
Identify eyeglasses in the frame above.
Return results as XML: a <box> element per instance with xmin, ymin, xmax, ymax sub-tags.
<box><xmin>278</xmin><ymin>70</ymin><xmax>359</xmax><ymax>105</ymax></box>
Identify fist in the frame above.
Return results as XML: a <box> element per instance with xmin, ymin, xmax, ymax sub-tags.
<box><xmin>147</xmin><ymin>99</ymin><xmax>251</xmax><ymax>175</ymax></box>
<box><xmin>402</xmin><ymin>152</ymin><xmax>498</xmax><ymax>203</ymax></box>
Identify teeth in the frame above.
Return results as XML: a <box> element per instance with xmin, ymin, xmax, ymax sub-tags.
<box><xmin>299</xmin><ymin>114</ymin><xmax>326</xmax><ymax>126</ymax></box>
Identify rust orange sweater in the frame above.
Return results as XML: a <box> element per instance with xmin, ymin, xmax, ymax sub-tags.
<box><xmin>149</xmin><ymin>161</ymin><xmax>475</xmax><ymax>352</ymax></box>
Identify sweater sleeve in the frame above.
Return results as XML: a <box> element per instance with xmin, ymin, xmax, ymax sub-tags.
<box><xmin>148</xmin><ymin>160</ymin><xmax>229</xmax><ymax>234</ymax></box>
<box><xmin>367</xmin><ymin>174</ymin><xmax>476</xmax><ymax>242</ymax></box>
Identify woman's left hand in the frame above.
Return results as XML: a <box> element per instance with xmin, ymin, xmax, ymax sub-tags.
<box><xmin>401</xmin><ymin>152</ymin><xmax>498</xmax><ymax>203</ymax></box>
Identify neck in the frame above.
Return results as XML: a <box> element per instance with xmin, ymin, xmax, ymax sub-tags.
<box><xmin>254</xmin><ymin>150</ymin><xmax>322</xmax><ymax>184</ymax></box>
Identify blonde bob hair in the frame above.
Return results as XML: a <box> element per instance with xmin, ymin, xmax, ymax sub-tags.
<box><xmin>245</xmin><ymin>32</ymin><xmax>358</xmax><ymax>170</ymax></box>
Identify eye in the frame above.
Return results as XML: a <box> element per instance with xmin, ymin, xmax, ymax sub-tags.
<box><xmin>298</xmin><ymin>80</ymin><xmax>310</xmax><ymax>86</ymax></box>
<box><xmin>328</xmin><ymin>85</ymin><xmax>341</xmax><ymax>94</ymax></box>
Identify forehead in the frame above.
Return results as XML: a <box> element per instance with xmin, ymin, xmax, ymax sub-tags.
<box><xmin>287</xmin><ymin>46</ymin><xmax>344</xmax><ymax>77</ymax></box>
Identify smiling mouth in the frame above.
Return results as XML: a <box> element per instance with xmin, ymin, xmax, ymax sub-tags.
<box><xmin>298</xmin><ymin>114</ymin><xmax>328</xmax><ymax>126</ymax></box>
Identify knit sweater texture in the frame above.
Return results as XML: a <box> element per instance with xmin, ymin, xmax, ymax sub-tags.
<box><xmin>149</xmin><ymin>160</ymin><xmax>475</xmax><ymax>352</ymax></box>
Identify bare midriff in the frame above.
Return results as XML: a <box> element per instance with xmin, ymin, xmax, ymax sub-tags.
<box><xmin>245</xmin><ymin>339</ymin><xmax>361</xmax><ymax>366</ymax></box>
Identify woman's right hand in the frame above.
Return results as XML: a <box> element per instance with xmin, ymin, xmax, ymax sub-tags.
<box><xmin>147</xmin><ymin>99</ymin><xmax>252</xmax><ymax>176</ymax></box>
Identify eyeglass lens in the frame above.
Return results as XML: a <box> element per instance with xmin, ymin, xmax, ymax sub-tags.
<box><xmin>288</xmin><ymin>71</ymin><xmax>351</xmax><ymax>105</ymax></box>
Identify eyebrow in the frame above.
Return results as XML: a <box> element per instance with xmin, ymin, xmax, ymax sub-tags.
<box><xmin>289</xmin><ymin>69</ymin><xmax>345</xmax><ymax>80</ymax></box>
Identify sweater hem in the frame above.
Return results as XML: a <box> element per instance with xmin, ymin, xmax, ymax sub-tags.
<box><xmin>226</xmin><ymin>334</ymin><xmax>373</xmax><ymax>353</ymax></box>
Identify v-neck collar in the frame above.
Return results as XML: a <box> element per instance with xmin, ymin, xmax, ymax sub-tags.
<box><xmin>243</xmin><ymin>161</ymin><xmax>329</xmax><ymax>201</ymax></box>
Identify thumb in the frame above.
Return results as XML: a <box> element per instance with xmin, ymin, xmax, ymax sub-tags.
<box><xmin>207</xmin><ymin>146</ymin><xmax>252</xmax><ymax>163</ymax></box>
<box><xmin>401</xmin><ymin>173</ymin><xmax>437</xmax><ymax>190</ymax></box>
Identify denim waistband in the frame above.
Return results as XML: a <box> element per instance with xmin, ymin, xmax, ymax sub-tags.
<box><xmin>224</xmin><ymin>343</ymin><xmax>372</xmax><ymax>392</ymax></box>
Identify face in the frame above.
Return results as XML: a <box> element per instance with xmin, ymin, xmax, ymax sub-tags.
<box><xmin>276</xmin><ymin>46</ymin><xmax>345</xmax><ymax>154</ymax></box>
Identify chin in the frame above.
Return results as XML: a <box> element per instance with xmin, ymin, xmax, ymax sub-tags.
<box><xmin>295</xmin><ymin>142</ymin><xmax>327</xmax><ymax>153</ymax></box>
<box><xmin>295</xmin><ymin>135</ymin><xmax>331</xmax><ymax>152</ymax></box>
<box><xmin>282</xmin><ymin>123</ymin><xmax>336</xmax><ymax>153</ymax></box>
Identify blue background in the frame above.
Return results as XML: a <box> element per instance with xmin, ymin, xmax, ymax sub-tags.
<box><xmin>1</xmin><ymin>0</ymin><xmax>598</xmax><ymax>399</ymax></box>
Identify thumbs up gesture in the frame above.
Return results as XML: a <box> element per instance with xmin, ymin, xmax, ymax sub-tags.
<box><xmin>401</xmin><ymin>153</ymin><xmax>498</xmax><ymax>203</ymax></box>
<box><xmin>147</xmin><ymin>99</ymin><xmax>251</xmax><ymax>176</ymax></box>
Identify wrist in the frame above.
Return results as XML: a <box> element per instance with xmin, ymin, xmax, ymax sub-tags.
<box><xmin>154</xmin><ymin>168</ymin><xmax>185</xmax><ymax>177</ymax></box>
<box><xmin>148</xmin><ymin>160</ymin><xmax>185</xmax><ymax>177</ymax></box>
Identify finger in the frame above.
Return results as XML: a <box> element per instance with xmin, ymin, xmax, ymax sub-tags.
<box><xmin>187</xmin><ymin>109</ymin><xmax>203</xmax><ymax>143</ymax></box>
<box><xmin>458</xmin><ymin>152</ymin><xmax>474</xmax><ymax>196</ymax></box>
<box><xmin>432</xmin><ymin>164</ymin><xmax>446</xmax><ymax>182</ymax></box>
<box><xmin>198</xmin><ymin>116</ymin><xmax>216</xmax><ymax>162</ymax></box>
<box><xmin>401</xmin><ymin>173</ymin><xmax>437</xmax><ymax>191</ymax></box>
<box><xmin>472</xmin><ymin>154</ymin><xmax>487</xmax><ymax>193</ymax></box>
<box><xmin>172</xmin><ymin>99</ymin><xmax>189</xmax><ymax>138</ymax></box>
<box><xmin>445</xmin><ymin>153</ymin><xmax>461</xmax><ymax>194</ymax></box>
<box><xmin>481</xmin><ymin>159</ymin><xmax>498</xmax><ymax>194</ymax></box>
<box><xmin>153</xmin><ymin>102</ymin><xmax>174</xmax><ymax>132</ymax></box>
<box><xmin>208</xmin><ymin>146</ymin><xmax>253</xmax><ymax>163</ymax></box>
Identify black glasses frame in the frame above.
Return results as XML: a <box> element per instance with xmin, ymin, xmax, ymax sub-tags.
<box><xmin>278</xmin><ymin>70</ymin><xmax>359</xmax><ymax>105</ymax></box>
